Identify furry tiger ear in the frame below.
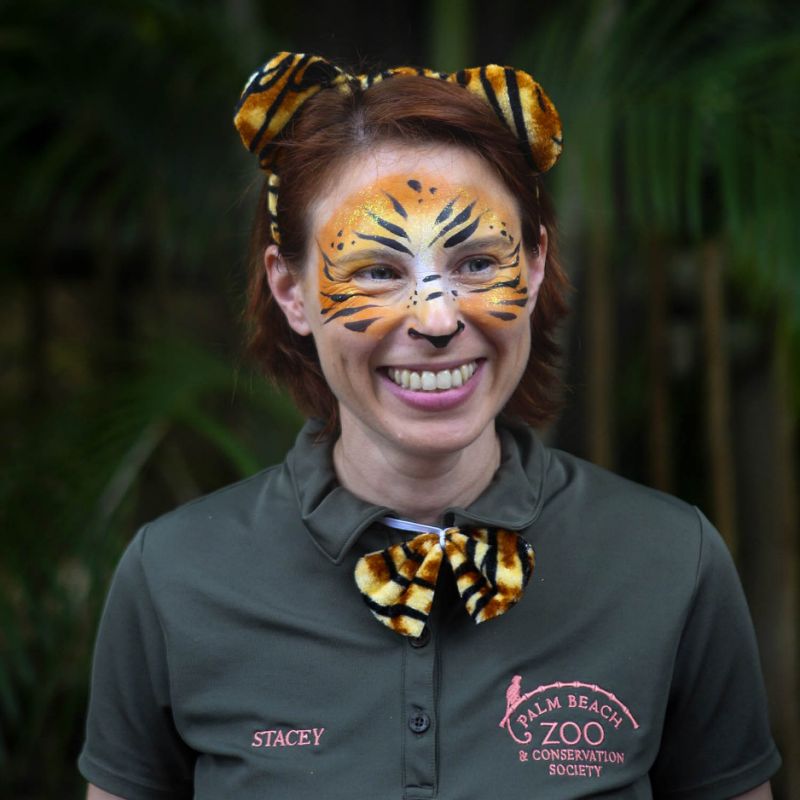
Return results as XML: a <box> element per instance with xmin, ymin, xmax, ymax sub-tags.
<box><xmin>234</xmin><ymin>52</ymin><xmax>350</xmax><ymax>170</ymax></box>
<box><xmin>234</xmin><ymin>53</ymin><xmax>563</xmax><ymax>177</ymax></box>
<box><xmin>264</xmin><ymin>246</ymin><xmax>312</xmax><ymax>336</ymax></box>
<box><xmin>236</xmin><ymin>54</ymin><xmax>563</xmax><ymax>252</ymax></box>
<box><xmin>448</xmin><ymin>66</ymin><xmax>563</xmax><ymax>174</ymax></box>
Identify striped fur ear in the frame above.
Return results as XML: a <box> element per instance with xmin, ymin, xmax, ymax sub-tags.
<box><xmin>233</xmin><ymin>52</ymin><xmax>351</xmax><ymax>170</ymax></box>
<box><xmin>449</xmin><ymin>66</ymin><xmax>563</xmax><ymax>174</ymax></box>
<box><xmin>233</xmin><ymin>52</ymin><xmax>352</xmax><ymax>245</ymax></box>
<box><xmin>234</xmin><ymin>53</ymin><xmax>563</xmax><ymax>244</ymax></box>
<box><xmin>234</xmin><ymin>53</ymin><xmax>563</xmax><ymax>175</ymax></box>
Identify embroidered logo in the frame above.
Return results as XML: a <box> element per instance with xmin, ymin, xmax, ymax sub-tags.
<box><xmin>499</xmin><ymin>676</ymin><xmax>638</xmax><ymax>779</ymax></box>
<box><xmin>251</xmin><ymin>727</ymin><xmax>325</xmax><ymax>748</ymax></box>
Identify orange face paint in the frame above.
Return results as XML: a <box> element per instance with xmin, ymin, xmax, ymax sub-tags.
<box><xmin>315</xmin><ymin>171</ymin><xmax>529</xmax><ymax>338</ymax></box>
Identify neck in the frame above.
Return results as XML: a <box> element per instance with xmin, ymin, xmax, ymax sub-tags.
<box><xmin>333</xmin><ymin>415</ymin><xmax>500</xmax><ymax>526</ymax></box>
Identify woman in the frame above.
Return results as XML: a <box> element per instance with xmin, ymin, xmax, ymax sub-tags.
<box><xmin>81</xmin><ymin>53</ymin><xmax>780</xmax><ymax>799</ymax></box>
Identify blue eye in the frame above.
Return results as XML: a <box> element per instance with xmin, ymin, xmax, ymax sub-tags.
<box><xmin>357</xmin><ymin>265</ymin><xmax>399</xmax><ymax>281</ymax></box>
<box><xmin>459</xmin><ymin>257</ymin><xmax>494</xmax><ymax>274</ymax></box>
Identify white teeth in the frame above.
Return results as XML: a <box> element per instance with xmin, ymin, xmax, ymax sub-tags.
<box><xmin>386</xmin><ymin>361</ymin><xmax>478</xmax><ymax>392</ymax></box>
<box><xmin>436</xmin><ymin>371</ymin><xmax>452</xmax><ymax>390</ymax></box>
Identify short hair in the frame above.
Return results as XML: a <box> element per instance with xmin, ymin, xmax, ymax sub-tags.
<box><xmin>244</xmin><ymin>75</ymin><xmax>570</xmax><ymax>434</ymax></box>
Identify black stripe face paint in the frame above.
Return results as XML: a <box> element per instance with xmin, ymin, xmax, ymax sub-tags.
<box><xmin>355</xmin><ymin>231</ymin><xmax>414</xmax><ymax>256</ymax></box>
<box><xmin>314</xmin><ymin>167</ymin><xmax>531</xmax><ymax>339</ymax></box>
<box><xmin>443</xmin><ymin>216</ymin><xmax>481</xmax><ymax>249</ymax></box>
<box><xmin>365</xmin><ymin>210</ymin><xmax>410</xmax><ymax>241</ymax></box>
<box><xmin>428</xmin><ymin>201</ymin><xmax>477</xmax><ymax>248</ymax></box>
<box><xmin>489</xmin><ymin>311</ymin><xmax>517</xmax><ymax>321</ymax></box>
<box><xmin>384</xmin><ymin>192</ymin><xmax>408</xmax><ymax>219</ymax></box>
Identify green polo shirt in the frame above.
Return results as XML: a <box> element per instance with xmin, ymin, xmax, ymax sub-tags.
<box><xmin>79</xmin><ymin>420</ymin><xmax>780</xmax><ymax>799</ymax></box>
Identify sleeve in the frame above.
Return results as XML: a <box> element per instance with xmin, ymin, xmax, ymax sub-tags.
<box><xmin>649</xmin><ymin>509</ymin><xmax>781</xmax><ymax>799</ymax></box>
<box><xmin>78</xmin><ymin>526</ymin><xmax>196</xmax><ymax>799</ymax></box>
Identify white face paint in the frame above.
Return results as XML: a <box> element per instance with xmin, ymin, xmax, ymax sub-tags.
<box><xmin>315</xmin><ymin>165</ymin><xmax>528</xmax><ymax>340</ymax></box>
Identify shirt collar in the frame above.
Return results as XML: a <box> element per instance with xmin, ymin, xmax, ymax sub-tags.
<box><xmin>287</xmin><ymin>418</ymin><xmax>547</xmax><ymax>565</ymax></box>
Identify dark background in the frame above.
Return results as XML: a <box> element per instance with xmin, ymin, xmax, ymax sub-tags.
<box><xmin>2</xmin><ymin>1</ymin><xmax>798</xmax><ymax>796</ymax></box>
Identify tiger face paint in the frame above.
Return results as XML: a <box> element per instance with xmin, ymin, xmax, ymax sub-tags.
<box><xmin>315</xmin><ymin>172</ymin><xmax>529</xmax><ymax>340</ymax></box>
<box><xmin>289</xmin><ymin>144</ymin><xmax>546</xmax><ymax>459</ymax></box>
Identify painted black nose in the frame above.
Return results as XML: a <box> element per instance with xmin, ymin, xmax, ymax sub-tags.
<box><xmin>407</xmin><ymin>321</ymin><xmax>465</xmax><ymax>349</ymax></box>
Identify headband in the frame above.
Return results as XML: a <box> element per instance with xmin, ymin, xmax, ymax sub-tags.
<box><xmin>233</xmin><ymin>51</ymin><xmax>563</xmax><ymax>245</ymax></box>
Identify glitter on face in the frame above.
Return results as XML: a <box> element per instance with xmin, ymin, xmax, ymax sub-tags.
<box><xmin>315</xmin><ymin>171</ymin><xmax>529</xmax><ymax>338</ymax></box>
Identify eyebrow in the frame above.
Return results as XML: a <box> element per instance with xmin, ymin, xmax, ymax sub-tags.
<box><xmin>326</xmin><ymin>247</ymin><xmax>414</xmax><ymax>267</ymax></box>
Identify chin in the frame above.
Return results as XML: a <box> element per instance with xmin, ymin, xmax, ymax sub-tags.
<box><xmin>378</xmin><ymin>413</ymin><xmax>495</xmax><ymax>458</ymax></box>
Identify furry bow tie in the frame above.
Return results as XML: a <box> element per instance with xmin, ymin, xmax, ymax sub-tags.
<box><xmin>354</xmin><ymin>517</ymin><xmax>535</xmax><ymax>637</ymax></box>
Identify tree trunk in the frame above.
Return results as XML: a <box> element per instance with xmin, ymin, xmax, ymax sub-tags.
<box><xmin>768</xmin><ymin>321</ymin><xmax>799</xmax><ymax>799</ymax></box>
<box><xmin>735</xmin><ymin>316</ymin><xmax>799</xmax><ymax>800</ymax></box>
<box><xmin>587</xmin><ymin>227</ymin><xmax>615</xmax><ymax>469</ymax></box>
<box><xmin>646</xmin><ymin>236</ymin><xmax>672</xmax><ymax>492</ymax></box>
<box><xmin>699</xmin><ymin>240</ymin><xmax>737</xmax><ymax>555</ymax></box>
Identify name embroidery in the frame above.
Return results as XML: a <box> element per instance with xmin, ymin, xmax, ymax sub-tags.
<box><xmin>251</xmin><ymin>727</ymin><xmax>325</xmax><ymax>748</ymax></box>
<box><xmin>499</xmin><ymin>677</ymin><xmax>639</xmax><ymax>779</ymax></box>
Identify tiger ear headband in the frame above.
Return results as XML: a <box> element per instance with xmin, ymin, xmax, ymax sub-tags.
<box><xmin>233</xmin><ymin>51</ymin><xmax>563</xmax><ymax>245</ymax></box>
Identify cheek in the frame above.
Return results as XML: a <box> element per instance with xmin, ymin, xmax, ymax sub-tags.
<box><xmin>317</xmin><ymin>304</ymin><xmax>408</xmax><ymax>339</ymax></box>
<box><xmin>314</xmin><ymin>340</ymin><xmax>359</xmax><ymax>389</ymax></box>
<box><xmin>338</xmin><ymin>311</ymin><xmax>404</xmax><ymax>340</ymax></box>
<box><xmin>317</xmin><ymin>280</ymin><xmax>415</xmax><ymax>339</ymax></box>
<box><xmin>456</xmin><ymin>265</ymin><xmax>531</xmax><ymax>330</ymax></box>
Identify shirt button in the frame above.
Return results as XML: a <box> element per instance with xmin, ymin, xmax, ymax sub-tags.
<box><xmin>408</xmin><ymin>711</ymin><xmax>431</xmax><ymax>734</ymax></box>
<box><xmin>409</xmin><ymin>628</ymin><xmax>431</xmax><ymax>648</ymax></box>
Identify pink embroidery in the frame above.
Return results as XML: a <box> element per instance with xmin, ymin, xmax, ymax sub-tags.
<box><xmin>499</xmin><ymin>676</ymin><xmax>639</xmax><ymax>780</ymax></box>
<box><xmin>251</xmin><ymin>727</ymin><xmax>325</xmax><ymax>748</ymax></box>
<box><xmin>500</xmin><ymin>679</ymin><xmax>639</xmax><ymax>733</ymax></box>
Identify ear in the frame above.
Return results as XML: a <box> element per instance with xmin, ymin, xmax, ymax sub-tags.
<box><xmin>526</xmin><ymin>225</ymin><xmax>548</xmax><ymax>316</ymax></box>
<box><xmin>264</xmin><ymin>245</ymin><xmax>312</xmax><ymax>336</ymax></box>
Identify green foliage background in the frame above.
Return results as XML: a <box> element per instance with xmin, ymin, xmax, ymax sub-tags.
<box><xmin>1</xmin><ymin>1</ymin><xmax>798</xmax><ymax>797</ymax></box>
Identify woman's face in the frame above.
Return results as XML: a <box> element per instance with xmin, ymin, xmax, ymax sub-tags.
<box><xmin>278</xmin><ymin>143</ymin><xmax>546</xmax><ymax>457</ymax></box>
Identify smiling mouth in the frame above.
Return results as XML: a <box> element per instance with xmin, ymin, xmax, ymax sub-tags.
<box><xmin>385</xmin><ymin>360</ymin><xmax>479</xmax><ymax>392</ymax></box>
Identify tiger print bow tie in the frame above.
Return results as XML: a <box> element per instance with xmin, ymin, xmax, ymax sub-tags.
<box><xmin>354</xmin><ymin>517</ymin><xmax>535</xmax><ymax>637</ymax></box>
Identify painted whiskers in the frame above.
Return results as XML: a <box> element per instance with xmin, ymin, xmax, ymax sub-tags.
<box><xmin>317</xmin><ymin>173</ymin><xmax>529</xmax><ymax>339</ymax></box>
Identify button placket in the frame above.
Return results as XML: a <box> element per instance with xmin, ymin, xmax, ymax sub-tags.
<box><xmin>402</xmin><ymin>625</ymin><xmax>437</xmax><ymax>799</ymax></box>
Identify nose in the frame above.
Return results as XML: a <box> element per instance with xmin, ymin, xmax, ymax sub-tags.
<box><xmin>407</xmin><ymin>287</ymin><xmax>465</xmax><ymax>348</ymax></box>
<box><xmin>408</xmin><ymin>321</ymin><xmax>465</xmax><ymax>349</ymax></box>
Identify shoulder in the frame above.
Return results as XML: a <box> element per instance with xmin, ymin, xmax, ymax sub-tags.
<box><xmin>535</xmin><ymin>443</ymin><xmax>715</xmax><ymax>589</ymax></box>
<box><xmin>498</xmin><ymin>420</ymin><xmax>708</xmax><ymax>560</ymax></box>
<box><xmin>136</xmin><ymin>462</ymin><xmax>292</xmax><ymax>565</ymax></box>
<box><xmin>544</xmin><ymin>445</ymin><xmax>697</xmax><ymax>527</ymax></box>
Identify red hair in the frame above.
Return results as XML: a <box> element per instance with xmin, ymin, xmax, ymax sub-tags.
<box><xmin>245</xmin><ymin>75</ymin><xmax>570</xmax><ymax>434</ymax></box>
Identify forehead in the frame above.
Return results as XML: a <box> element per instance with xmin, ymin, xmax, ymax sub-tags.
<box><xmin>310</xmin><ymin>144</ymin><xmax>520</xmax><ymax>236</ymax></box>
